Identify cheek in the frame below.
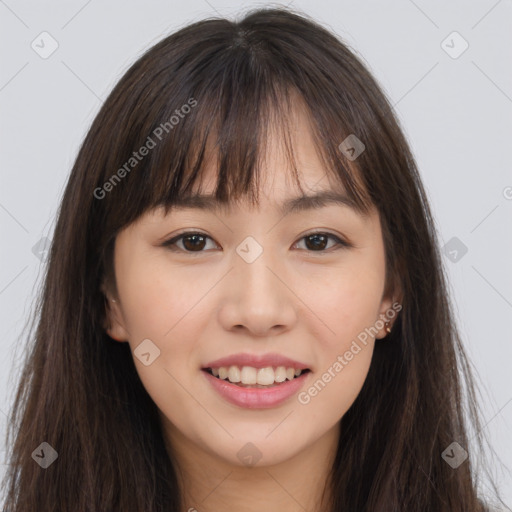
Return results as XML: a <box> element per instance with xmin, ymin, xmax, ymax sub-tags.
<box><xmin>298</xmin><ymin>257</ymin><xmax>385</xmax><ymax>349</ymax></box>
<box><xmin>294</xmin><ymin>252</ymin><xmax>384</xmax><ymax>414</ymax></box>
<box><xmin>117</xmin><ymin>254</ymin><xmax>202</xmax><ymax>339</ymax></box>
<box><xmin>116</xmin><ymin>256</ymin><xmax>215</xmax><ymax>385</ymax></box>
<box><xmin>301</xmin><ymin>347</ymin><xmax>373</xmax><ymax>426</ymax></box>
<box><xmin>299</xmin><ymin>284</ymin><xmax>377</xmax><ymax>421</ymax></box>
<box><xmin>115</xmin><ymin>261</ymin><xmax>207</xmax><ymax>419</ymax></box>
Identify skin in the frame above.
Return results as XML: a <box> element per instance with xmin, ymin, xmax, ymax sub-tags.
<box><xmin>103</xmin><ymin>106</ymin><xmax>400</xmax><ymax>512</ymax></box>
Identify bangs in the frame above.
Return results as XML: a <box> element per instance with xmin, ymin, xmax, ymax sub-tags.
<box><xmin>152</xmin><ymin>83</ymin><xmax>374</xmax><ymax>218</ymax></box>
<box><xmin>95</xmin><ymin>34</ymin><xmax>374</xmax><ymax>232</ymax></box>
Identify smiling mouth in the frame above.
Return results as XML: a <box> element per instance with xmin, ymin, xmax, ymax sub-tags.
<box><xmin>202</xmin><ymin>366</ymin><xmax>311</xmax><ymax>388</ymax></box>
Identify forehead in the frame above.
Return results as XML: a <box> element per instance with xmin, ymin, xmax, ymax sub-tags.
<box><xmin>167</xmin><ymin>189</ymin><xmax>367</xmax><ymax>218</ymax></box>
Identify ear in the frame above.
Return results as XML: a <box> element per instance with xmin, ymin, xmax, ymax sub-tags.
<box><xmin>375</xmin><ymin>287</ymin><xmax>403</xmax><ymax>340</ymax></box>
<box><xmin>101</xmin><ymin>282</ymin><xmax>129</xmax><ymax>342</ymax></box>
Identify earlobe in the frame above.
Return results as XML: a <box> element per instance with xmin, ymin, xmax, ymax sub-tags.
<box><xmin>375</xmin><ymin>295</ymin><xmax>400</xmax><ymax>340</ymax></box>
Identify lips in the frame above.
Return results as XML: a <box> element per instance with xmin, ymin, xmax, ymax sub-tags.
<box><xmin>202</xmin><ymin>369</ymin><xmax>310</xmax><ymax>409</ymax></box>
<box><xmin>201</xmin><ymin>352</ymin><xmax>312</xmax><ymax>409</ymax></box>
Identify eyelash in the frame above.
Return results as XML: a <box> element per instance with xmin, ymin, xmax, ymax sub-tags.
<box><xmin>161</xmin><ymin>230</ymin><xmax>351</xmax><ymax>255</ymax></box>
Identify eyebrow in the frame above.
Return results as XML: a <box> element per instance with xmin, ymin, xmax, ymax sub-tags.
<box><xmin>169</xmin><ymin>191</ymin><xmax>365</xmax><ymax>216</ymax></box>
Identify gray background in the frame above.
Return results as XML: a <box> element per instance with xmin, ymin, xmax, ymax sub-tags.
<box><xmin>1</xmin><ymin>0</ymin><xmax>511</xmax><ymax>506</ymax></box>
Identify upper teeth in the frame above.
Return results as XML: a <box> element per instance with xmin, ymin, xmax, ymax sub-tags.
<box><xmin>211</xmin><ymin>366</ymin><xmax>303</xmax><ymax>385</ymax></box>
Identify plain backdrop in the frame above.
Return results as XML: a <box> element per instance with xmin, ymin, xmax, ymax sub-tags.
<box><xmin>1</xmin><ymin>0</ymin><xmax>511</xmax><ymax>507</ymax></box>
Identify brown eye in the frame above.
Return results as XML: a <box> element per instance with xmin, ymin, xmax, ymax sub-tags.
<box><xmin>163</xmin><ymin>232</ymin><xmax>217</xmax><ymax>253</ymax></box>
<box><xmin>305</xmin><ymin>233</ymin><xmax>329</xmax><ymax>251</ymax></box>
<box><xmin>294</xmin><ymin>232</ymin><xmax>350</xmax><ymax>252</ymax></box>
<box><xmin>181</xmin><ymin>234</ymin><xmax>207</xmax><ymax>251</ymax></box>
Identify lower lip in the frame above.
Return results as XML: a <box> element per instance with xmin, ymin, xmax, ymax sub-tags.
<box><xmin>202</xmin><ymin>370</ymin><xmax>310</xmax><ymax>409</ymax></box>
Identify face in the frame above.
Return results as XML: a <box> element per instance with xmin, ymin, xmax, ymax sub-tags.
<box><xmin>103</xmin><ymin>107</ymin><xmax>398</xmax><ymax>470</ymax></box>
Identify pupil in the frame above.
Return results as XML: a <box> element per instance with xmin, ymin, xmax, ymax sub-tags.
<box><xmin>306</xmin><ymin>234</ymin><xmax>327</xmax><ymax>250</ymax></box>
<box><xmin>184</xmin><ymin>234</ymin><xmax>205</xmax><ymax>251</ymax></box>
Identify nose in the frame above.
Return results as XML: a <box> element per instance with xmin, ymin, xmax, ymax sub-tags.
<box><xmin>217</xmin><ymin>246</ymin><xmax>298</xmax><ymax>338</ymax></box>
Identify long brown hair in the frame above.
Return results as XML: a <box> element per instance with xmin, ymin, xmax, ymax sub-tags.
<box><xmin>1</xmin><ymin>6</ymin><xmax>506</xmax><ymax>511</ymax></box>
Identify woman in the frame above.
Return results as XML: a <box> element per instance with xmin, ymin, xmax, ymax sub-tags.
<box><xmin>1</xmin><ymin>7</ymin><xmax>505</xmax><ymax>511</ymax></box>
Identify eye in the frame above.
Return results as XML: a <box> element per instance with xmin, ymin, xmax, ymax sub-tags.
<box><xmin>162</xmin><ymin>231</ymin><xmax>218</xmax><ymax>253</ymax></box>
<box><xmin>293</xmin><ymin>232</ymin><xmax>351</xmax><ymax>252</ymax></box>
<box><xmin>162</xmin><ymin>231</ymin><xmax>351</xmax><ymax>254</ymax></box>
